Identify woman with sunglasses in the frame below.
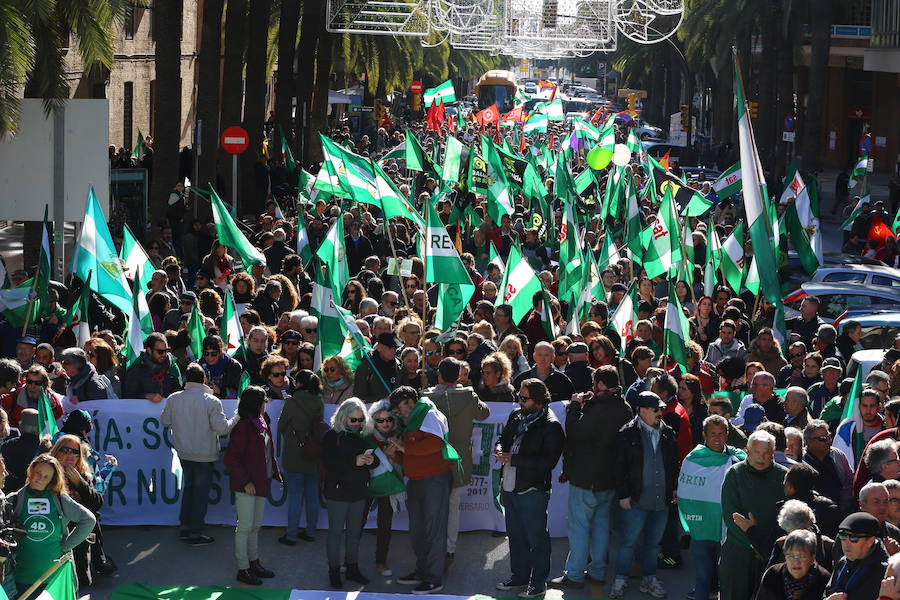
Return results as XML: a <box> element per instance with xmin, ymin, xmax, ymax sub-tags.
<box><xmin>198</xmin><ymin>336</ymin><xmax>243</xmax><ymax>399</ymax></box>
<box><xmin>278</xmin><ymin>370</ymin><xmax>324</xmax><ymax>546</ymax></box>
<box><xmin>261</xmin><ymin>355</ymin><xmax>295</xmax><ymax>400</ymax></box>
<box><xmin>225</xmin><ymin>386</ymin><xmax>282</xmax><ymax>585</ymax></box>
<box><xmin>343</xmin><ymin>280</ymin><xmax>367</xmax><ymax>314</ymax></box>
<box><xmin>322</xmin><ymin>398</ymin><xmax>379</xmax><ymax>589</ymax></box>
<box><xmin>320</xmin><ymin>355</ymin><xmax>355</xmax><ymax>405</ymax></box>
<box><xmin>49</xmin><ymin>435</ymin><xmax>103</xmax><ymax>587</ymax></box>
<box><xmin>8</xmin><ymin>454</ymin><xmax>95</xmax><ymax>596</ymax></box>
<box><xmin>366</xmin><ymin>399</ymin><xmax>406</xmax><ymax>577</ymax></box>
<box><xmin>275</xmin><ymin>330</ymin><xmax>302</xmax><ymax>375</ymax></box>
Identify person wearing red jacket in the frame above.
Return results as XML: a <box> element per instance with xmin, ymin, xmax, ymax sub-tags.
<box><xmin>0</xmin><ymin>365</ymin><xmax>63</xmax><ymax>429</ymax></box>
<box><xmin>652</xmin><ymin>373</ymin><xmax>692</xmax><ymax>570</ymax></box>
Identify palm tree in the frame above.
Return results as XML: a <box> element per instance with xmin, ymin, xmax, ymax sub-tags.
<box><xmin>219</xmin><ymin>0</ymin><xmax>248</xmax><ymax>199</ymax></box>
<box><xmin>801</xmin><ymin>0</ymin><xmax>833</xmax><ymax>174</ymax></box>
<box><xmin>307</xmin><ymin>22</ymin><xmax>334</xmax><ymax>163</ymax></box>
<box><xmin>196</xmin><ymin>0</ymin><xmax>225</xmax><ymax>192</ymax></box>
<box><xmin>150</xmin><ymin>0</ymin><xmax>184</xmax><ymax>223</ymax></box>
<box><xmin>0</xmin><ymin>0</ymin><xmax>136</xmax><ymax>136</ymax></box>
<box><xmin>240</xmin><ymin>0</ymin><xmax>272</xmax><ymax>215</ymax></box>
<box><xmin>295</xmin><ymin>1</ymin><xmax>321</xmax><ymax>163</ymax></box>
<box><xmin>275</xmin><ymin>0</ymin><xmax>301</xmax><ymax>139</ymax></box>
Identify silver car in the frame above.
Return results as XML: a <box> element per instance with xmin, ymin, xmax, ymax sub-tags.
<box><xmin>811</xmin><ymin>263</ymin><xmax>900</xmax><ymax>289</ymax></box>
<box><xmin>784</xmin><ymin>281</ymin><xmax>900</xmax><ymax>323</ymax></box>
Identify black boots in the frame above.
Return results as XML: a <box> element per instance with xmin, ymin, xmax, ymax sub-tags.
<box><xmin>345</xmin><ymin>563</ymin><xmax>369</xmax><ymax>585</ymax></box>
<box><xmin>329</xmin><ymin>567</ymin><xmax>343</xmax><ymax>589</ymax></box>
<box><xmin>250</xmin><ymin>559</ymin><xmax>275</xmax><ymax>578</ymax></box>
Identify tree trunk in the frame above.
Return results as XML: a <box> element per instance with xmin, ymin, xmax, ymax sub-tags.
<box><xmin>240</xmin><ymin>0</ymin><xmax>272</xmax><ymax>216</ymax></box>
<box><xmin>757</xmin><ymin>0</ymin><xmax>780</xmax><ymax>174</ymax></box>
<box><xmin>647</xmin><ymin>48</ymin><xmax>666</xmax><ymax>126</ymax></box>
<box><xmin>219</xmin><ymin>0</ymin><xmax>248</xmax><ymax>199</ymax></box>
<box><xmin>149</xmin><ymin>0</ymin><xmax>184</xmax><ymax>227</ymax></box>
<box><xmin>801</xmin><ymin>0</ymin><xmax>833</xmax><ymax>173</ymax></box>
<box><xmin>275</xmin><ymin>0</ymin><xmax>301</xmax><ymax>140</ymax></box>
<box><xmin>196</xmin><ymin>0</ymin><xmax>224</xmax><ymax>194</ymax></box>
<box><xmin>714</xmin><ymin>55</ymin><xmax>734</xmax><ymax>152</ymax></box>
<box><xmin>775</xmin><ymin>8</ymin><xmax>798</xmax><ymax>180</ymax></box>
<box><xmin>295</xmin><ymin>1</ymin><xmax>321</xmax><ymax>164</ymax></box>
<box><xmin>306</xmin><ymin>25</ymin><xmax>334</xmax><ymax>164</ymax></box>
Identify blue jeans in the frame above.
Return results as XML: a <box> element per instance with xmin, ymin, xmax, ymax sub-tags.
<box><xmin>179</xmin><ymin>460</ymin><xmax>214</xmax><ymax>536</ymax></box>
<box><xmin>690</xmin><ymin>539</ymin><xmax>720</xmax><ymax>600</ymax></box>
<box><xmin>503</xmin><ymin>489</ymin><xmax>551</xmax><ymax>588</ymax></box>
<box><xmin>283</xmin><ymin>470</ymin><xmax>320</xmax><ymax>539</ymax></box>
<box><xmin>615</xmin><ymin>504</ymin><xmax>668</xmax><ymax>578</ymax></box>
<box><xmin>564</xmin><ymin>486</ymin><xmax>614</xmax><ymax>582</ymax></box>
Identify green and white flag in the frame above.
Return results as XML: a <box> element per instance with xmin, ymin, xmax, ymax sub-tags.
<box><xmin>713</xmin><ymin>161</ymin><xmax>742</xmax><ymax>199</ymax></box>
<box><xmin>124</xmin><ymin>269</ymin><xmax>149</xmax><ymax>369</ymax></box>
<box><xmin>441</xmin><ymin>135</ymin><xmax>465</xmax><ymax>185</ymax></box>
<box><xmin>540</xmin><ymin>287</ymin><xmax>559</xmax><ymax>340</ymax></box>
<box><xmin>534</xmin><ymin>99</ymin><xmax>564</xmax><ymax>121</ymax></box>
<box><xmin>744</xmin><ymin>256</ymin><xmax>760</xmax><ymax>296</ymax></box>
<box><xmin>782</xmin><ymin>163</ymin><xmax>822</xmax><ymax>274</ymax></box>
<box><xmin>500</xmin><ymin>243</ymin><xmax>542</xmax><ymax>325</ymax></box>
<box><xmin>557</xmin><ymin>199</ymin><xmax>584</xmax><ymax>303</ymax></box>
<box><xmin>424</xmin><ymin>199</ymin><xmax>471</xmax><ymax>284</ymax></box>
<box><xmin>597</xmin><ymin>232</ymin><xmax>620</xmax><ymax>270</ymax></box>
<box><xmin>187</xmin><ymin>303</ymin><xmax>205</xmax><ymax>361</ymax></box>
<box><xmin>703</xmin><ymin>217</ymin><xmax>722</xmax><ymax>297</ymax></box>
<box><xmin>38</xmin><ymin>389</ymin><xmax>59</xmax><ymax>438</ymax></box>
<box><xmin>221</xmin><ymin>286</ymin><xmax>244</xmax><ymax>356</ymax></box>
<box><xmin>209</xmin><ymin>187</ymin><xmax>266</xmax><ymax>269</ymax></box>
<box><xmin>641</xmin><ymin>188</ymin><xmax>681</xmax><ymax>280</ymax></box>
<box><xmin>295</xmin><ymin>209</ymin><xmax>313</xmax><ymax>266</ymax></box>
<box><xmin>488</xmin><ymin>241</ymin><xmax>505</xmax><ymax>273</ymax></box>
<box><xmin>132</xmin><ymin>131</ymin><xmax>144</xmax><ymax>160</ymax></box>
<box><xmin>734</xmin><ymin>51</ymin><xmax>781</xmax><ymax>306</ymax></box>
<box><xmin>316</xmin><ymin>216</ymin><xmax>350</xmax><ymax>296</ymax></box>
<box><xmin>609</xmin><ymin>280</ymin><xmax>639</xmax><ymax>356</ymax></box>
<box><xmin>28</xmin><ymin>205</ymin><xmax>52</xmax><ymax>324</ymax></box>
<box><xmin>35</xmin><ymin>560</ymin><xmax>76</xmax><ymax>600</ymax></box>
<box><xmin>842</xmin><ymin>189</ymin><xmax>870</xmax><ymax>232</ymax></box>
<box><xmin>70</xmin><ymin>186</ymin><xmax>133</xmax><ymax>315</ymax></box>
<box><xmin>664</xmin><ymin>287</ymin><xmax>691</xmax><ymax>371</ymax></box>
<box><xmin>379</xmin><ymin>142</ymin><xmax>406</xmax><ymax>165</ymax></box>
<box><xmin>279</xmin><ymin>126</ymin><xmax>296</xmax><ymax>172</ymax></box>
<box><xmin>310</xmin><ymin>273</ymin><xmax>344</xmax><ymax>369</ymax></box>
<box><xmin>482</xmin><ymin>137</ymin><xmax>515</xmax><ymax>224</ymax></box>
<box><xmin>371</xmin><ymin>159</ymin><xmax>426</xmax><ymax>232</ymax></box>
<box><xmin>120</xmin><ymin>224</ymin><xmax>155</xmax><ymax>292</ymax></box>
<box><xmin>720</xmin><ymin>222</ymin><xmax>746</xmax><ymax>293</ymax></box>
<box><xmin>677</xmin><ymin>445</ymin><xmax>745</xmax><ymax>542</ymax></box>
<box><xmin>523</xmin><ymin>113</ymin><xmax>548</xmax><ymax>135</ymax></box>
<box><xmin>423</xmin><ymin>79</ymin><xmax>456</xmax><ymax>107</ymax></box>
<box><xmin>849</xmin><ymin>156</ymin><xmax>868</xmax><ymax>188</ymax></box>
<box><xmin>624</xmin><ymin>174</ymin><xmax>643</xmax><ymax>260</ymax></box>
<box><xmin>435</xmin><ymin>282</ymin><xmax>476</xmax><ymax>330</ymax></box>
<box><xmin>572</xmin><ymin>118</ymin><xmax>601</xmax><ymax>141</ymax></box>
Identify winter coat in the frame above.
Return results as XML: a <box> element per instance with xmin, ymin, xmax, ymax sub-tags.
<box><xmin>428</xmin><ymin>384</ymin><xmax>491</xmax><ymax>487</ymax></box>
<box><xmin>123</xmin><ymin>351</ymin><xmax>182</xmax><ymax>398</ymax></box>
<box><xmin>322</xmin><ymin>429</ymin><xmax>379</xmax><ymax>502</ymax></box>
<box><xmin>66</xmin><ymin>363</ymin><xmax>112</xmax><ymax>401</ymax></box>
<box><xmin>755</xmin><ymin>562</ymin><xmax>830</xmax><ymax>600</ymax></box>
<box><xmin>353</xmin><ymin>351</ymin><xmax>401</xmax><ymax>403</ymax></box>
<box><xmin>225</xmin><ymin>414</ymin><xmax>282</xmax><ymax>497</ymax></box>
<box><xmin>497</xmin><ymin>406</ymin><xmax>564</xmax><ymax>493</ymax></box>
<box><xmin>0</xmin><ymin>388</ymin><xmax>63</xmax><ymax>428</ymax></box>
<box><xmin>278</xmin><ymin>390</ymin><xmax>324</xmax><ymax>474</ymax></box>
<box><xmin>160</xmin><ymin>382</ymin><xmax>236</xmax><ymax>462</ymax></box>
<box><xmin>614</xmin><ymin>416</ymin><xmax>679</xmax><ymax>503</ymax></box>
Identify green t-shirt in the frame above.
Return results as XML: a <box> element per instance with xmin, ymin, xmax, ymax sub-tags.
<box><xmin>16</xmin><ymin>489</ymin><xmax>64</xmax><ymax>585</ymax></box>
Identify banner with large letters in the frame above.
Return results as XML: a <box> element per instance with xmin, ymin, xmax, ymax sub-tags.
<box><xmin>75</xmin><ymin>399</ymin><xmax>571</xmax><ymax>536</ymax></box>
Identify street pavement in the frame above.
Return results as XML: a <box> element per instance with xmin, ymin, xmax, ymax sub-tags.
<box><xmin>84</xmin><ymin>524</ymin><xmax>698</xmax><ymax>600</ymax></box>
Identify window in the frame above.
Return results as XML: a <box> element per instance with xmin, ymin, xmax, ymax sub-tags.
<box><xmin>823</xmin><ymin>271</ymin><xmax>866</xmax><ymax>283</ymax></box>
<box><xmin>123</xmin><ymin>82</ymin><xmax>133</xmax><ymax>150</ymax></box>
<box><xmin>125</xmin><ymin>3</ymin><xmax>135</xmax><ymax>40</ymax></box>
<box><xmin>872</xmin><ymin>275</ymin><xmax>900</xmax><ymax>287</ymax></box>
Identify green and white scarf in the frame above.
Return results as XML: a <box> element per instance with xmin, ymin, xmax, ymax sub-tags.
<box><xmin>403</xmin><ymin>398</ymin><xmax>461</xmax><ymax>468</ymax></box>
<box><xmin>677</xmin><ymin>444</ymin><xmax>746</xmax><ymax>542</ymax></box>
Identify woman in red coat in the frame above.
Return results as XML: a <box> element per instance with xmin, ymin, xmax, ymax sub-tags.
<box><xmin>225</xmin><ymin>386</ymin><xmax>282</xmax><ymax>586</ymax></box>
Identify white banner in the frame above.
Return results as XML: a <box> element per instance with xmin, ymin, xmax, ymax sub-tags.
<box><xmin>77</xmin><ymin>400</ymin><xmax>571</xmax><ymax>536</ymax></box>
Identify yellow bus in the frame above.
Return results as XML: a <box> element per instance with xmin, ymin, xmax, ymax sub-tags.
<box><xmin>474</xmin><ymin>70</ymin><xmax>518</xmax><ymax>113</ymax></box>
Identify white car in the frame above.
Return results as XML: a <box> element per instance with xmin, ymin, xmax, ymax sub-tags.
<box><xmin>811</xmin><ymin>264</ymin><xmax>900</xmax><ymax>289</ymax></box>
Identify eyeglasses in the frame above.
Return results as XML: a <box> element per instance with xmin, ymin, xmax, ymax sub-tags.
<box><xmin>153</xmin><ymin>347</ymin><xmax>170</xmax><ymax>355</ymax></box>
<box><xmin>811</xmin><ymin>435</ymin><xmax>831</xmax><ymax>442</ymax></box>
<box><xmin>348</xmin><ymin>417</ymin><xmax>365</xmax><ymax>424</ymax></box>
<box><xmin>425</xmin><ymin>350</ymin><xmax>440</xmax><ymax>357</ymax></box>
<box><xmin>270</xmin><ymin>371</ymin><xmax>287</xmax><ymax>378</ymax></box>
<box><xmin>784</xmin><ymin>554</ymin><xmax>812</xmax><ymax>562</ymax></box>
<box><xmin>375</xmin><ymin>417</ymin><xmax>395</xmax><ymax>424</ymax></box>
<box><xmin>837</xmin><ymin>532</ymin><xmax>872</xmax><ymax>543</ymax></box>
<box><xmin>25</xmin><ymin>378</ymin><xmax>44</xmax><ymax>385</ymax></box>
<box><xmin>203</xmin><ymin>351</ymin><xmax>219</xmax><ymax>357</ymax></box>
<box><xmin>58</xmin><ymin>446</ymin><xmax>80</xmax><ymax>456</ymax></box>
<box><xmin>324</xmin><ymin>367</ymin><xmax>338</xmax><ymax>373</ymax></box>
<box><xmin>517</xmin><ymin>395</ymin><xmax>531</xmax><ymax>403</ymax></box>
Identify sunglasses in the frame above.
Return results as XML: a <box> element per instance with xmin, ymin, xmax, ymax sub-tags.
<box><xmin>153</xmin><ymin>347</ymin><xmax>170</xmax><ymax>355</ymax></box>
<box><xmin>517</xmin><ymin>395</ymin><xmax>531</xmax><ymax>403</ymax></box>
<box><xmin>203</xmin><ymin>351</ymin><xmax>219</xmax><ymax>357</ymax></box>
<box><xmin>58</xmin><ymin>446</ymin><xmax>80</xmax><ymax>456</ymax></box>
<box><xmin>324</xmin><ymin>367</ymin><xmax>338</xmax><ymax>373</ymax></box>
<box><xmin>837</xmin><ymin>532</ymin><xmax>872</xmax><ymax>543</ymax></box>
<box><xmin>375</xmin><ymin>417</ymin><xmax>395</xmax><ymax>424</ymax></box>
<box><xmin>425</xmin><ymin>350</ymin><xmax>440</xmax><ymax>356</ymax></box>
<box><xmin>271</xmin><ymin>371</ymin><xmax>287</xmax><ymax>378</ymax></box>
<box><xmin>811</xmin><ymin>435</ymin><xmax>831</xmax><ymax>442</ymax></box>
<box><xmin>25</xmin><ymin>378</ymin><xmax>44</xmax><ymax>385</ymax></box>
<box><xmin>348</xmin><ymin>417</ymin><xmax>365</xmax><ymax>424</ymax></box>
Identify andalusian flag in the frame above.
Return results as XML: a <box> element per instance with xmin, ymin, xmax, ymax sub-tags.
<box><xmin>70</xmin><ymin>187</ymin><xmax>133</xmax><ymax>315</ymax></box>
<box><xmin>279</xmin><ymin>126</ymin><xmax>296</xmax><ymax>172</ymax></box>
<box><xmin>35</xmin><ymin>559</ymin><xmax>76</xmax><ymax>600</ymax></box>
<box><xmin>423</xmin><ymin>80</ymin><xmax>456</xmax><ymax>107</ymax></box>
<box><xmin>370</xmin><ymin>159</ymin><xmax>426</xmax><ymax>232</ymax></box>
<box><xmin>609</xmin><ymin>280</ymin><xmax>639</xmax><ymax>356</ymax></box>
<box><xmin>534</xmin><ymin>99</ymin><xmax>564</xmax><ymax>121</ymax></box>
<box><xmin>28</xmin><ymin>204</ymin><xmax>52</xmax><ymax>324</ymax></box>
<box><xmin>435</xmin><ymin>282</ymin><xmax>476</xmax><ymax>330</ymax></box>
<box><xmin>132</xmin><ymin>131</ymin><xmax>144</xmax><ymax>160</ymax></box>
<box><xmin>540</xmin><ymin>287</ymin><xmax>559</xmax><ymax>340</ymax></box>
<box><xmin>442</xmin><ymin>135</ymin><xmax>465</xmax><ymax>185</ymax></box>
<box><xmin>641</xmin><ymin>188</ymin><xmax>681</xmax><ymax>279</ymax></box>
<box><xmin>833</xmin><ymin>367</ymin><xmax>865</xmax><ymax>466</ymax></box>
<box><xmin>720</xmin><ymin>222</ymin><xmax>746</xmax><ymax>293</ymax></box>
<box><xmin>38</xmin><ymin>389</ymin><xmax>59</xmax><ymax>437</ymax></box>
<box><xmin>704</xmin><ymin>218</ymin><xmax>722</xmax><ymax>296</ymax></box>
<box><xmin>848</xmin><ymin>156</ymin><xmax>868</xmax><ymax>188</ymax></box>
<box><xmin>524</xmin><ymin>114</ymin><xmax>548</xmax><ymax>135</ymax></box>
<box><xmin>843</xmin><ymin>189</ymin><xmax>870</xmax><ymax>232</ymax></box>
<box><xmin>482</xmin><ymin>137</ymin><xmax>515</xmax><ymax>223</ymax></box>
<box><xmin>488</xmin><ymin>241</ymin><xmax>505</xmax><ymax>273</ymax></box>
<box><xmin>316</xmin><ymin>216</ymin><xmax>349</xmax><ymax>295</ymax></box>
<box><xmin>120</xmin><ymin>224</ymin><xmax>155</xmax><ymax>292</ymax></box>
<box><xmin>424</xmin><ymin>199</ymin><xmax>470</xmax><ymax>285</ymax></box>
<box><xmin>557</xmin><ymin>199</ymin><xmax>584</xmax><ymax>303</ymax></box>
<box><xmin>209</xmin><ymin>186</ymin><xmax>266</xmax><ymax>268</ymax></box>
<box><xmin>124</xmin><ymin>270</ymin><xmax>149</xmax><ymax>368</ymax></box>
<box><xmin>734</xmin><ymin>51</ymin><xmax>780</xmax><ymax>306</ymax></box>
<box><xmin>782</xmin><ymin>163</ymin><xmax>822</xmax><ymax>274</ymax></box>
<box><xmin>187</xmin><ymin>303</ymin><xmax>205</xmax><ymax>361</ymax></box>
<box><xmin>295</xmin><ymin>209</ymin><xmax>313</xmax><ymax>266</ymax></box>
<box><xmin>624</xmin><ymin>174</ymin><xmax>643</xmax><ymax>260</ymax></box>
<box><xmin>678</xmin><ymin>445</ymin><xmax>745</xmax><ymax>541</ymax></box>
<box><xmin>500</xmin><ymin>244</ymin><xmax>542</xmax><ymax>325</ymax></box>
<box><xmin>221</xmin><ymin>287</ymin><xmax>244</xmax><ymax>356</ymax></box>
<box><xmin>310</xmin><ymin>272</ymin><xmax>344</xmax><ymax>368</ymax></box>
<box><xmin>713</xmin><ymin>162</ymin><xmax>742</xmax><ymax>199</ymax></box>
<box><xmin>664</xmin><ymin>287</ymin><xmax>691</xmax><ymax>371</ymax></box>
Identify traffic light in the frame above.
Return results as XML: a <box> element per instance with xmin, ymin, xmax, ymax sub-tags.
<box><xmin>748</xmin><ymin>101</ymin><xmax>759</xmax><ymax>119</ymax></box>
<box><xmin>680</xmin><ymin>104</ymin><xmax>689</xmax><ymax>128</ymax></box>
<box><xmin>627</xmin><ymin>93</ymin><xmax>636</xmax><ymax>112</ymax></box>
<box><xmin>373</xmin><ymin>99</ymin><xmax>386</xmax><ymax>124</ymax></box>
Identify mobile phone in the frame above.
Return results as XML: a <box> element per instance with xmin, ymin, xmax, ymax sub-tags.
<box><xmin>364</xmin><ymin>448</ymin><xmax>375</xmax><ymax>455</ymax></box>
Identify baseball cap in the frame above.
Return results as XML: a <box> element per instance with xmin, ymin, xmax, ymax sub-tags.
<box><xmin>822</xmin><ymin>357</ymin><xmax>843</xmax><ymax>373</ymax></box>
<box><xmin>567</xmin><ymin>342</ymin><xmax>589</xmax><ymax>355</ymax></box>
<box><xmin>636</xmin><ymin>391</ymin><xmax>665</xmax><ymax>410</ymax></box>
<box><xmin>742</xmin><ymin>404</ymin><xmax>767</xmax><ymax>433</ymax></box>
<box><xmin>376</xmin><ymin>333</ymin><xmax>403</xmax><ymax>349</ymax></box>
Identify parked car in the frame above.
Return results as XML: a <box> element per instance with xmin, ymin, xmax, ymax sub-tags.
<box><xmin>812</xmin><ymin>263</ymin><xmax>900</xmax><ymax>288</ymax></box>
<box><xmin>835</xmin><ymin>311</ymin><xmax>900</xmax><ymax>350</ymax></box>
<box><xmin>784</xmin><ymin>282</ymin><xmax>900</xmax><ymax>322</ymax></box>
<box><xmin>780</xmin><ymin>253</ymin><xmax>888</xmax><ymax>294</ymax></box>
<box><xmin>846</xmin><ymin>349</ymin><xmax>886</xmax><ymax>381</ymax></box>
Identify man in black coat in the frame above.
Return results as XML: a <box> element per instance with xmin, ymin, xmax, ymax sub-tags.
<box><xmin>826</xmin><ymin>512</ymin><xmax>889</xmax><ymax>600</ymax></box>
<box><xmin>0</xmin><ymin>409</ymin><xmax>39</xmax><ymax>494</ymax></box>
<box><xmin>609</xmin><ymin>392</ymin><xmax>679</xmax><ymax>599</ymax></box>
<box><xmin>562</xmin><ymin>342</ymin><xmax>594</xmax><ymax>394</ymax></box>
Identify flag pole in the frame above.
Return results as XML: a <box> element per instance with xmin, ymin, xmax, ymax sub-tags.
<box><xmin>16</xmin><ymin>552</ymin><xmax>72</xmax><ymax>600</ymax></box>
<box><xmin>368</xmin><ymin>157</ymin><xmax>410</xmax><ymax>309</ymax></box>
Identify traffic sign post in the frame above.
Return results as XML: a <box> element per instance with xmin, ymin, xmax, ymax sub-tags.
<box><xmin>859</xmin><ymin>133</ymin><xmax>874</xmax><ymax>157</ymax></box>
<box><xmin>221</xmin><ymin>126</ymin><xmax>249</xmax><ymax>218</ymax></box>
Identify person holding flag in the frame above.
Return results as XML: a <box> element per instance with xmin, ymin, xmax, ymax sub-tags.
<box><xmin>0</xmin><ymin>364</ymin><xmax>63</xmax><ymax>429</ymax></box>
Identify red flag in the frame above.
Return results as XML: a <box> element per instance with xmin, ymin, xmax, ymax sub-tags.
<box><xmin>549</xmin><ymin>85</ymin><xmax>557</xmax><ymax>102</ymax></box>
<box><xmin>548</xmin><ymin>133</ymin><xmax>555</xmax><ymax>149</ymax></box>
<box><xmin>503</xmin><ymin>106</ymin><xmax>523</xmax><ymax>123</ymax></box>
<box><xmin>476</xmin><ymin>104</ymin><xmax>500</xmax><ymax>127</ymax></box>
<box><xmin>869</xmin><ymin>215</ymin><xmax>895</xmax><ymax>249</ymax></box>
<box><xmin>518</xmin><ymin>128</ymin><xmax>527</xmax><ymax>153</ymax></box>
<box><xmin>659</xmin><ymin>149</ymin><xmax>671</xmax><ymax>171</ymax></box>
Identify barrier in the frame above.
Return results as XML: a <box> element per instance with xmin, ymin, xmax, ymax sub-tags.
<box><xmin>76</xmin><ymin>399</ymin><xmax>571</xmax><ymax>536</ymax></box>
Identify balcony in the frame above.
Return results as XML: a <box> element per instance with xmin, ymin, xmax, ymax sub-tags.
<box><xmin>864</xmin><ymin>0</ymin><xmax>900</xmax><ymax>72</ymax></box>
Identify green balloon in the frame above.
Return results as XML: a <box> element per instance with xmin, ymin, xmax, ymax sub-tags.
<box><xmin>587</xmin><ymin>147</ymin><xmax>613</xmax><ymax>170</ymax></box>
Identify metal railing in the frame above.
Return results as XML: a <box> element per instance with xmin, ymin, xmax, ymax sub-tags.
<box><xmin>871</xmin><ymin>0</ymin><xmax>900</xmax><ymax>48</ymax></box>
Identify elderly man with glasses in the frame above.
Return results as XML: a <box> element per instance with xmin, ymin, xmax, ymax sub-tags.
<box><xmin>825</xmin><ymin>512</ymin><xmax>889</xmax><ymax>600</ymax></box>
<box><xmin>734</xmin><ymin>371</ymin><xmax>786</xmax><ymax>427</ymax></box>
<box><xmin>802</xmin><ymin>420</ymin><xmax>855</xmax><ymax>513</ymax></box>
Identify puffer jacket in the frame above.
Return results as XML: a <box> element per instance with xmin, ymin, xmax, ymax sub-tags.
<box><xmin>497</xmin><ymin>406</ymin><xmax>565</xmax><ymax>493</ymax></box>
<box><xmin>160</xmin><ymin>382</ymin><xmax>236</xmax><ymax>462</ymax></box>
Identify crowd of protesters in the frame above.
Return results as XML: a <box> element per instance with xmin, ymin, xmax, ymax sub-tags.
<box><xmin>0</xmin><ymin>115</ymin><xmax>899</xmax><ymax>600</ymax></box>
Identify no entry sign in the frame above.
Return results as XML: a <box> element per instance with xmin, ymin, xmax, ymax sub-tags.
<box><xmin>221</xmin><ymin>126</ymin><xmax>249</xmax><ymax>155</ymax></box>
<box><xmin>410</xmin><ymin>80</ymin><xmax>423</xmax><ymax>94</ymax></box>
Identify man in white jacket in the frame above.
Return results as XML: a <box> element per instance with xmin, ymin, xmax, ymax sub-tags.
<box><xmin>160</xmin><ymin>363</ymin><xmax>236</xmax><ymax>546</ymax></box>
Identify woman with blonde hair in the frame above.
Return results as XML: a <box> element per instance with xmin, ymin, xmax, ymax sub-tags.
<box><xmin>478</xmin><ymin>352</ymin><xmax>515</xmax><ymax>402</ymax></box>
<box><xmin>499</xmin><ymin>336</ymin><xmax>529</xmax><ymax>380</ymax></box>
<box><xmin>8</xmin><ymin>454</ymin><xmax>95</xmax><ymax>595</ymax></box>
<box><xmin>321</xmin><ymin>355</ymin><xmax>354</xmax><ymax>404</ymax></box>
<box><xmin>268</xmin><ymin>274</ymin><xmax>299</xmax><ymax>314</ymax></box>
<box><xmin>85</xmin><ymin>338</ymin><xmax>120</xmax><ymax>397</ymax></box>
<box><xmin>472</xmin><ymin>321</ymin><xmax>496</xmax><ymax>343</ymax></box>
